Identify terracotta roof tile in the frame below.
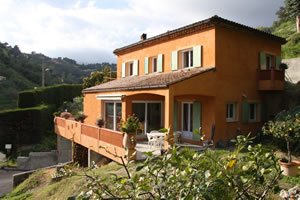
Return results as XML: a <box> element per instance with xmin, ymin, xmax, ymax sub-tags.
<box><xmin>83</xmin><ymin>67</ymin><xmax>215</xmax><ymax>93</ymax></box>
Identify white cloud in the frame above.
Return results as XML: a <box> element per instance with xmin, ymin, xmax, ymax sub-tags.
<box><xmin>0</xmin><ymin>0</ymin><xmax>284</xmax><ymax>63</ymax></box>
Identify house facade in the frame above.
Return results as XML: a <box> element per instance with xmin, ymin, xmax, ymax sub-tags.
<box><xmin>82</xmin><ymin>16</ymin><xmax>285</xmax><ymax>146</ymax></box>
<box><xmin>55</xmin><ymin>16</ymin><xmax>285</xmax><ymax>163</ymax></box>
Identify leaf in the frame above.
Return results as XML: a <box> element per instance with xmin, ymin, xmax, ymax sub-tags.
<box><xmin>136</xmin><ymin>165</ymin><xmax>144</xmax><ymax>172</ymax></box>
<box><xmin>205</xmin><ymin>170</ymin><xmax>211</xmax><ymax>179</ymax></box>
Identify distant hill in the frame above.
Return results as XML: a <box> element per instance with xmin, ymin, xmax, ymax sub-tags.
<box><xmin>0</xmin><ymin>42</ymin><xmax>116</xmax><ymax>110</ymax></box>
<box><xmin>272</xmin><ymin>19</ymin><xmax>300</xmax><ymax>59</ymax></box>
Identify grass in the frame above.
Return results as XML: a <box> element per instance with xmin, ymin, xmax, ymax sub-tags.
<box><xmin>0</xmin><ymin>162</ymin><xmax>124</xmax><ymax>200</ymax></box>
<box><xmin>0</xmin><ymin>158</ymin><xmax>17</xmax><ymax>168</ymax></box>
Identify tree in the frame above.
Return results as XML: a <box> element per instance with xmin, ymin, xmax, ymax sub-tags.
<box><xmin>82</xmin><ymin>71</ymin><xmax>104</xmax><ymax>89</ymax></box>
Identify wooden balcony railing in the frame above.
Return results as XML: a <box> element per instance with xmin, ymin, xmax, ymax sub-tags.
<box><xmin>54</xmin><ymin>117</ymin><xmax>128</xmax><ymax>163</ymax></box>
<box><xmin>257</xmin><ymin>68</ymin><xmax>285</xmax><ymax>91</ymax></box>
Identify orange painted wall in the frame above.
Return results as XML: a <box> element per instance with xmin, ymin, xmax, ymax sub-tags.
<box><xmin>212</xmin><ymin>26</ymin><xmax>282</xmax><ymax>144</ymax></box>
<box><xmin>116</xmin><ymin>28</ymin><xmax>216</xmax><ymax>78</ymax></box>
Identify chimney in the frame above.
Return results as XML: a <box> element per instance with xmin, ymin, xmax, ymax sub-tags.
<box><xmin>297</xmin><ymin>16</ymin><xmax>300</xmax><ymax>33</ymax></box>
<box><xmin>141</xmin><ymin>33</ymin><xmax>147</xmax><ymax>41</ymax></box>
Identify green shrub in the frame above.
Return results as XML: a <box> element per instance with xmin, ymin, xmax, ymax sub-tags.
<box><xmin>18</xmin><ymin>84</ymin><xmax>82</xmax><ymax>109</ymax></box>
<box><xmin>0</xmin><ymin>104</ymin><xmax>55</xmax><ymax>153</ymax></box>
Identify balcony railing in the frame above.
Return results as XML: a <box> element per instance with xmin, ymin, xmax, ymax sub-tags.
<box><xmin>257</xmin><ymin>68</ymin><xmax>285</xmax><ymax>91</ymax></box>
<box><xmin>54</xmin><ymin>117</ymin><xmax>128</xmax><ymax>163</ymax></box>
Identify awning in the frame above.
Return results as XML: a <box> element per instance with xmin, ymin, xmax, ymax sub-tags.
<box><xmin>96</xmin><ymin>94</ymin><xmax>125</xmax><ymax>100</ymax></box>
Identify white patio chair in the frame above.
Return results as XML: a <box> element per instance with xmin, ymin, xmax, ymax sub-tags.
<box><xmin>146</xmin><ymin>133</ymin><xmax>157</xmax><ymax>150</ymax></box>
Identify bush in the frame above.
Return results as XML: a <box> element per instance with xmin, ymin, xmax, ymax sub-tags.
<box><xmin>0</xmin><ymin>104</ymin><xmax>55</xmax><ymax>153</ymax></box>
<box><xmin>71</xmin><ymin>135</ymin><xmax>281</xmax><ymax>199</ymax></box>
<box><xmin>18</xmin><ymin>84</ymin><xmax>82</xmax><ymax>109</ymax></box>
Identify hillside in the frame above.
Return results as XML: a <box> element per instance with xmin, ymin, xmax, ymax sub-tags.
<box><xmin>0</xmin><ymin>42</ymin><xmax>116</xmax><ymax>110</ymax></box>
<box><xmin>272</xmin><ymin>19</ymin><xmax>300</xmax><ymax>59</ymax></box>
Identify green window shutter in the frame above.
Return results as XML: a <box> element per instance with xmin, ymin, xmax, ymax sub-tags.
<box><xmin>259</xmin><ymin>52</ymin><xmax>266</xmax><ymax>70</ymax></box>
<box><xmin>157</xmin><ymin>54</ymin><xmax>163</xmax><ymax>72</ymax></box>
<box><xmin>193</xmin><ymin>45</ymin><xmax>202</xmax><ymax>67</ymax></box>
<box><xmin>171</xmin><ymin>51</ymin><xmax>178</xmax><ymax>70</ymax></box>
<box><xmin>121</xmin><ymin>63</ymin><xmax>126</xmax><ymax>78</ymax></box>
<box><xmin>133</xmin><ymin>60</ymin><xmax>138</xmax><ymax>76</ymax></box>
<box><xmin>144</xmin><ymin>57</ymin><xmax>149</xmax><ymax>74</ymax></box>
<box><xmin>275</xmin><ymin>56</ymin><xmax>281</xmax><ymax>70</ymax></box>
<box><xmin>173</xmin><ymin>101</ymin><xmax>178</xmax><ymax>131</ymax></box>
<box><xmin>261</xmin><ymin>103</ymin><xmax>268</xmax><ymax>122</ymax></box>
<box><xmin>242</xmin><ymin>102</ymin><xmax>249</xmax><ymax>123</ymax></box>
<box><xmin>192</xmin><ymin>102</ymin><xmax>202</xmax><ymax>142</ymax></box>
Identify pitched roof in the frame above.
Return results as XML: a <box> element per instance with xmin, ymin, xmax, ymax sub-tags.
<box><xmin>83</xmin><ymin>67</ymin><xmax>215</xmax><ymax>93</ymax></box>
<box><xmin>113</xmin><ymin>15</ymin><xmax>286</xmax><ymax>55</ymax></box>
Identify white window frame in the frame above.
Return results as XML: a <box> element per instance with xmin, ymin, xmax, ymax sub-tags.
<box><xmin>152</xmin><ymin>57</ymin><xmax>158</xmax><ymax>73</ymax></box>
<box><xmin>128</xmin><ymin>62</ymin><xmax>134</xmax><ymax>76</ymax></box>
<box><xmin>104</xmin><ymin>101</ymin><xmax>122</xmax><ymax>131</ymax></box>
<box><xmin>182</xmin><ymin>48</ymin><xmax>193</xmax><ymax>68</ymax></box>
<box><xmin>249</xmin><ymin>103</ymin><xmax>257</xmax><ymax>122</ymax></box>
<box><xmin>266</xmin><ymin>54</ymin><xmax>273</xmax><ymax>69</ymax></box>
<box><xmin>181</xmin><ymin>102</ymin><xmax>193</xmax><ymax>136</ymax></box>
<box><xmin>132</xmin><ymin>101</ymin><xmax>164</xmax><ymax>134</ymax></box>
<box><xmin>226</xmin><ymin>102</ymin><xmax>237</xmax><ymax>121</ymax></box>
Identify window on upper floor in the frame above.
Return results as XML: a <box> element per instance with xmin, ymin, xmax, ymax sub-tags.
<box><xmin>171</xmin><ymin>45</ymin><xmax>202</xmax><ymax>71</ymax></box>
<box><xmin>266</xmin><ymin>54</ymin><xmax>274</xmax><ymax>69</ymax></box>
<box><xmin>152</xmin><ymin>57</ymin><xmax>158</xmax><ymax>73</ymax></box>
<box><xmin>144</xmin><ymin>54</ymin><xmax>163</xmax><ymax>75</ymax></box>
<box><xmin>121</xmin><ymin>60</ymin><xmax>139</xmax><ymax>78</ymax></box>
<box><xmin>182</xmin><ymin>49</ymin><xmax>193</xmax><ymax>68</ymax></box>
<box><xmin>128</xmin><ymin>62</ymin><xmax>134</xmax><ymax>76</ymax></box>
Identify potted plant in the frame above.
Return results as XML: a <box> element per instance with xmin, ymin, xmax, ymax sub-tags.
<box><xmin>95</xmin><ymin>118</ymin><xmax>105</xmax><ymax>128</ymax></box>
<box><xmin>263</xmin><ymin>113</ymin><xmax>300</xmax><ymax>177</ymax></box>
<box><xmin>119</xmin><ymin>114</ymin><xmax>140</xmax><ymax>149</ymax></box>
<box><xmin>75</xmin><ymin>114</ymin><xmax>87</xmax><ymax>123</ymax></box>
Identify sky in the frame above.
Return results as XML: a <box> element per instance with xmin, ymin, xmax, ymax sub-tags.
<box><xmin>0</xmin><ymin>0</ymin><xmax>284</xmax><ymax>64</ymax></box>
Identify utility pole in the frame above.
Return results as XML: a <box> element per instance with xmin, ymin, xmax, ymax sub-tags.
<box><xmin>42</xmin><ymin>64</ymin><xmax>45</xmax><ymax>87</ymax></box>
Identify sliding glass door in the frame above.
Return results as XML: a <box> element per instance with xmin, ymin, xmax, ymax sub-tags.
<box><xmin>132</xmin><ymin>102</ymin><xmax>162</xmax><ymax>134</ymax></box>
<box><xmin>104</xmin><ymin>102</ymin><xmax>122</xmax><ymax>131</ymax></box>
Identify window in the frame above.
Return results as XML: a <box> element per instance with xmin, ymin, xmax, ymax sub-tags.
<box><xmin>182</xmin><ymin>102</ymin><xmax>193</xmax><ymax>139</ymax></box>
<box><xmin>182</xmin><ymin>49</ymin><xmax>193</xmax><ymax>68</ymax></box>
<box><xmin>249</xmin><ymin>103</ymin><xmax>257</xmax><ymax>122</ymax></box>
<box><xmin>132</xmin><ymin>102</ymin><xmax>162</xmax><ymax>134</ymax></box>
<box><xmin>152</xmin><ymin>57</ymin><xmax>157</xmax><ymax>73</ymax></box>
<box><xmin>226</xmin><ymin>103</ymin><xmax>237</xmax><ymax>121</ymax></box>
<box><xmin>266</xmin><ymin>55</ymin><xmax>274</xmax><ymax>69</ymax></box>
<box><xmin>128</xmin><ymin>62</ymin><xmax>134</xmax><ymax>76</ymax></box>
<box><xmin>104</xmin><ymin>102</ymin><xmax>122</xmax><ymax>131</ymax></box>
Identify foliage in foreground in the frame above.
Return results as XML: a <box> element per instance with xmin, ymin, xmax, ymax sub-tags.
<box><xmin>70</xmin><ymin>135</ymin><xmax>281</xmax><ymax>200</ymax></box>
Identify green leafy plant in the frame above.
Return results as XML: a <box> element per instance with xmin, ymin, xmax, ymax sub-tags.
<box><xmin>70</xmin><ymin>134</ymin><xmax>281</xmax><ymax>199</ymax></box>
<box><xmin>119</xmin><ymin>114</ymin><xmax>140</xmax><ymax>134</ymax></box>
<box><xmin>95</xmin><ymin>118</ymin><xmax>105</xmax><ymax>128</ymax></box>
<box><xmin>75</xmin><ymin>114</ymin><xmax>87</xmax><ymax>122</ymax></box>
<box><xmin>262</xmin><ymin>113</ymin><xmax>300</xmax><ymax>163</ymax></box>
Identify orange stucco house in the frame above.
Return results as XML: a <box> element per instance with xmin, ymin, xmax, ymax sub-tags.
<box><xmin>55</xmin><ymin>16</ymin><xmax>285</xmax><ymax>163</ymax></box>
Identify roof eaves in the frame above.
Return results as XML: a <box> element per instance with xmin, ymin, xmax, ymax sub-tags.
<box><xmin>113</xmin><ymin>15</ymin><xmax>286</xmax><ymax>54</ymax></box>
<box><xmin>82</xmin><ymin>84</ymin><xmax>168</xmax><ymax>94</ymax></box>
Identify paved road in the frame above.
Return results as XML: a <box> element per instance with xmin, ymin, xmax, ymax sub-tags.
<box><xmin>0</xmin><ymin>169</ymin><xmax>25</xmax><ymax>197</ymax></box>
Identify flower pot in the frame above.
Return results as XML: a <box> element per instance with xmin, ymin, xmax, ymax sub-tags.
<box><xmin>279</xmin><ymin>160</ymin><xmax>299</xmax><ymax>177</ymax></box>
<box><xmin>123</xmin><ymin>132</ymin><xmax>136</xmax><ymax>149</ymax></box>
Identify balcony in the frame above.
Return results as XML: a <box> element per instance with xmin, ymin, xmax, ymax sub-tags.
<box><xmin>54</xmin><ymin>117</ymin><xmax>163</xmax><ymax>164</ymax></box>
<box><xmin>54</xmin><ymin>117</ymin><xmax>128</xmax><ymax>163</ymax></box>
<box><xmin>257</xmin><ymin>68</ymin><xmax>285</xmax><ymax>91</ymax></box>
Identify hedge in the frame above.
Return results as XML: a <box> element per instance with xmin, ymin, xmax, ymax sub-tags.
<box><xmin>18</xmin><ymin>84</ymin><xmax>83</xmax><ymax>109</ymax></box>
<box><xmin>0</xmin><ymin>104</ymin><xmax>55</xmax><ymax>153</ymax></box>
